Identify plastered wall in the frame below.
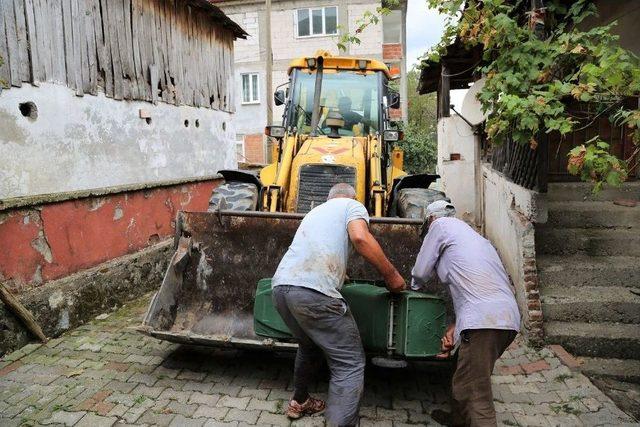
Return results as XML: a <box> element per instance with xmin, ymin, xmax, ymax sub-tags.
<box><xmin>0</xmin><ymin>84</ymin><xmax>236</xmax><ymax>199</ymax></box>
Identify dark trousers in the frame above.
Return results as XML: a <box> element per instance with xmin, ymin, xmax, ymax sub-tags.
<box><xmin>451</xmin><ymin>329</ymin><xmax>517</xmax><ymax>427</ymax></box>
<box><xmin>272</xmin><ymin>285</ymin><xmax>365</xmax><ymax>427</ymax></box>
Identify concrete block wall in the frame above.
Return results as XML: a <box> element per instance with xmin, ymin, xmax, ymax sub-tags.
<box><xmin>348</xmin><ymin>3</ymin><xmax>384</xmax><ymax>56</ymax></box>
<box><xmin>270</xmin><ymin>9</ymin><xmax>341</xmax><ymax>62</ymax></box>
<box><xmin>228</xmin><ymin>11</ymin><xmax>260</xmax><ymax>63</ymax></box>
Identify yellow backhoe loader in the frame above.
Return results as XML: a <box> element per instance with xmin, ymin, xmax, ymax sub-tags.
<box><xmin>140</xmin><ymin>52</ymin><xmax>449</xmax><ymax>362</ymax></box>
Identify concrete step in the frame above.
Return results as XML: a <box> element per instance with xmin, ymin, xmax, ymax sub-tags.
<box><xmin>545</xmin><ymin>321</ymin><xmax>640</xmax><ymax>360</ymax></box>
<box><xmin>536</xmin><ymin>228</ymin><xmax>640</xmax><ymax>256</ymax></box>
<box><xmin>547</xmin><ymin>181</ymin><xmax>640</xmax><ymax>202</ymax></box>
<box><xmin>537</xmin><ymin>255</ymin><xmax>640</xmax><ymax>289</ymax></box>
<box><xmin>546</xmin><ymin>201</ymin><xmax>640</xmax><ymax>229</ymax></box>
<box><xmin>541</xmin><ymin>286</ymin><xmax>640</xmax><ymax>323</ymax></box>
<box><xmin>580</xmin><ymin>357</ymin><xmax>640</xmax><ymax>384</ymax></box>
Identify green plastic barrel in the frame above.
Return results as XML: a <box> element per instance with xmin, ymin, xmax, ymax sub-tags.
<box><xmin>252</xmin><ymin>278</ymin><xmax>446</xmax><ymax>358</ymax></box>
<box><xmin>395</xmin><ymin>292</ymin><xmax>447</xmax><ymax>357</ymax></box>
<box><xmin>341</xmin><ymin>282</ymin><xmax>390</xmax><ymax>352</ymax></box>
<box><xmin>253</xmin><ymin>278</ymin><xmax>293</xmax><ymax>339</ymax></box>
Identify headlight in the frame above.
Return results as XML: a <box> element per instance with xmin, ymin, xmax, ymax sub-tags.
<box><xmin>383</xmin><ymin>130</ymin><xmax>399</xmax><ymax>142</ymax></box>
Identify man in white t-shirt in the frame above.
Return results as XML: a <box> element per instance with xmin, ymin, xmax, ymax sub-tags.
<box><xmin>272</xmin><ymin>183</ymin><xmax>405</xmax><ymax>426</ymax></box>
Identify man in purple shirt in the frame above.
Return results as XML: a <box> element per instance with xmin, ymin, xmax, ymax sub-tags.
<box><xmin>411</xmin><ymin>200</ymin><xmax>520</xmax><ymax>427</ymax></box>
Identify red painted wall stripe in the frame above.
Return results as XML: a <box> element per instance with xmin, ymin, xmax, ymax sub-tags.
<box><xmin>0</xmin><ymin>180</ymin><xmax>220</xmax><ymax>291</ymax></box>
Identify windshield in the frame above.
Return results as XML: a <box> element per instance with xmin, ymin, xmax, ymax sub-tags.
<box><xmin>289</xmin><ymin>69</ymin><xmax>381</xmax><ymax>136</ymax></box>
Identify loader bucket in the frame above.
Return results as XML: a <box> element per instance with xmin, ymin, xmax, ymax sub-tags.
<box><xmin>140</xmin><ymin>210</ymin><xmax>442</xmax><ymax>350</ymax></box>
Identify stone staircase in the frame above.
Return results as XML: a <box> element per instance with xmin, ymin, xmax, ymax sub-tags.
<box><xmin>536</xmin><ymin>182</ymin><xmax>640</xmax><ymax>384</ymax></box>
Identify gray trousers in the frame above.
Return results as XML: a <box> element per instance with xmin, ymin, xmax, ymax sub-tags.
<box><xmin>272</xmin><ymin>285</ymin><xmax>365</xmax><ymax>427</ymax></box>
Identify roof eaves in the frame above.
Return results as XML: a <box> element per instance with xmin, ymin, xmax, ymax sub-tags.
<box><xmin>187</xmin><ymin>0</ymin><xmax>249</xmax><ymax>39</ymax></box>
<box><xmin>417</xmin><ymin>39</ymin><xmax>482</xmax><ymax>94</ymax></box>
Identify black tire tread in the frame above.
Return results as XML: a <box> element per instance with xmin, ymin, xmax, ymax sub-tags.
<box><xmin>397</xmin><ymin>188</ymin><xmax>449</xmax><ymax>219</ymax></box>
<box><xmin>207</xmin><ymin>182</ymin><xmax>258</xmax><ymax>212</ymax></box>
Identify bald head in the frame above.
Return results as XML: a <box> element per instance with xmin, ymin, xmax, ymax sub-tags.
<box><xmin>328</xmin><ymin>183</ymin><xmax>356</xmax><ymax>200</ymax></box>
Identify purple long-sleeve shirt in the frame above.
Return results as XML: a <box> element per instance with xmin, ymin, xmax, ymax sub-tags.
<box><xmin>411</xmin><ymin>217</ymin><xmax>520</xmax><ymax>343</ymax></box>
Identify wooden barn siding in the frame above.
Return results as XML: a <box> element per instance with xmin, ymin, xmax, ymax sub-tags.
<box><xmin>0</xmin><ymin>0</ymin><xmax>235</xmax><ymax>112</ymax></box>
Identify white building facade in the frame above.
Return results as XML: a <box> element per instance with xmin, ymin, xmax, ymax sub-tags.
<box><xmin>217</xmin><ymin>0</ymin><xmax>408</xmax><ymax>163</ymax></box>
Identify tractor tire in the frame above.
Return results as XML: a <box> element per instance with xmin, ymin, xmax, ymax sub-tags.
<box><xmin>397</xmin><ymin>188</ymin><xmax>449</xmax><ymax>219</ymax></box>
<box><xmin>207</xmin><ymin>182</ymin><xmax>259</xmax><ymax>212</ymax></box>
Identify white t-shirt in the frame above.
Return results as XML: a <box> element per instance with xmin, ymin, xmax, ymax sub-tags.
<box><xmin>272</xmin><ymin>197</ymin><xmax>370</xmax><ymax>299</ymax></box>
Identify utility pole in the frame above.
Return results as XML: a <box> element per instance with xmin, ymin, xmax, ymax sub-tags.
<box><xmin>265</xmin><ymin>0</ymin><xmax>273</xmax><ymax>125</ymax></box>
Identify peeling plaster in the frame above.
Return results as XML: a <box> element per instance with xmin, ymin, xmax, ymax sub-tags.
<box><xmin>89</xmin><ymin>198</ymin><xmax>107</xmax><ymax>211</ymax></box>
<box><xmin>32</xmin><ymin>265</ymin><xmax>43</xmax><ymax>285</ymax></box>
<box><xmin>113</xmin><ymin>207</ymin><xmax>124</xmax><ymax>221</ymax></box>
<box><xmin>31</xmin><ymin>230</ymin><xmax>53</xmax><ymax>263</ymax></box>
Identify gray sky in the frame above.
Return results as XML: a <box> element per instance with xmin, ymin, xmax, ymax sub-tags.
<box><xmin>406</xmin><ymin>0</ymin><xmax>446</xmax><ymax>70</ymax></box>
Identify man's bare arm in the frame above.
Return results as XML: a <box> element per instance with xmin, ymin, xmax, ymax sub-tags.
<box><xmin>347</xmin><ymin>219</ymin><xmax>406</xmax><ymax>292</ymax></box>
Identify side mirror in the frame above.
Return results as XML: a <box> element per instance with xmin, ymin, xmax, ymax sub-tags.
<box><xmin>388</xmin><ymin>91</ymin><xmax>400</xmax><ymax>109</ymax></box>
<box><xmin>274</xmin><ymin>90</ymin><xmax>285</xmax><ymax>106</ymax></box>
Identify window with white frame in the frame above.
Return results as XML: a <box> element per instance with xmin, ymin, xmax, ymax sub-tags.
<box><xmin>296</xmin><ymin>6</ymin><xmax>337</xmax><ymax>37</ymax></box>
<box><xmin>241</xmin><ymin>73</ymin><xmax>260</xmax><ymax>104</ymax></box>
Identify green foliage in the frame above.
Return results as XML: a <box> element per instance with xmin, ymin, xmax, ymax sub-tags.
<box><xmin>133</xmin><ymin>395</ymin><xmax>146</xmax><ymax>405</ymax></box>
<box><xmin>567</xmin><ymin>138</ymin><xmax>627</xmax><ymax>193</ymax></box>
<box><xmin>425</xmin><ymin>0</ymin><xmax>640</xmax><ymax>191</ymax></box>
<box><xmin>397</xmin><ymin>122</ymin><xmax>438</xmax><ymax>174</ymax></box>
<box><xmin>396</xmin><ymin>69</ymin><xmax>438</xmax><ymax>174</ymax></box>
<box><xmin>550</xmin><ymin>402</ymin><xmax>582</xmax><ymax>416</ymax></box>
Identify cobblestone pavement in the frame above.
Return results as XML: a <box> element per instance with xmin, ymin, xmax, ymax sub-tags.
<box><xmin>1</xmin><ymin>295</ymin><xmax>637</xmax><ymax>426</ymax></box>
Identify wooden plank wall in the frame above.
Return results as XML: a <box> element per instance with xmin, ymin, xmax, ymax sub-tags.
<box><xmin>0</xmin><ymin>0</ymin><xmax>235</xmax><ymax>112</ymax></box>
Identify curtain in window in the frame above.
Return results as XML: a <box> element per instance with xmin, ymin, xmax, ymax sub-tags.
<box><xmin>312</xmin><ymin>9</ymin><xmax>323</xmax><ymax>35</ymax></box>
<box><xmin>325</xmin><ymin>7</ymin><xmax>337</xmax><ymax>34</ymax></box>
<box><xmin>251</xmin><ymin>75</ymin><xmax>258</xmax><ymax>102</ymax></box>
<box><xmin>297</xmin><ymin>9</ymin><xmax>310</xmax><ymax>36</ymax></box>
<box><xmin>242</xmin><ymin>74</ymin><xmax>250</xmax><ymax>103</ymax></box>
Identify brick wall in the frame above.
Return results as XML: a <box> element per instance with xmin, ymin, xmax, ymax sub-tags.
<box><xmin>389</xmin><ymin>108</ymin><xmax>402</xmax><ymax>120</ymax></box>
<box><xmin>383</xmin><ymin>43</ymin><xmax>402</xmax><ymax>60</ymax></box>
<box><xmin>243</xmin><ymin>134</ymin><xmax>266</xmax><ymax>164</ymax></box>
